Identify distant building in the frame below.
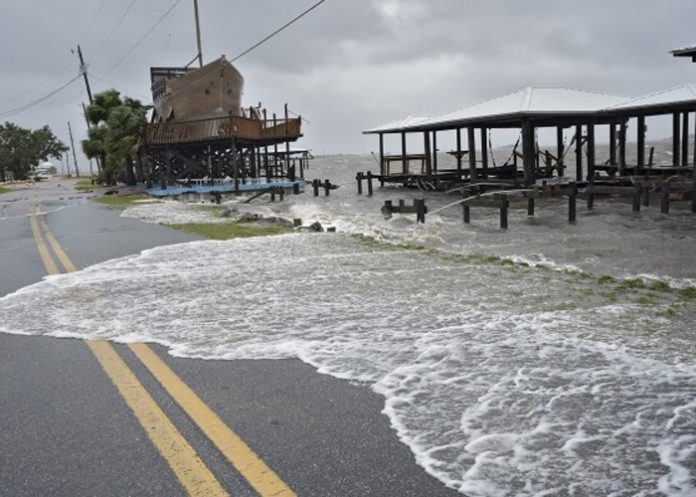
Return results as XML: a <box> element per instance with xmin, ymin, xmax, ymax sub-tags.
<box><xmin>671</xmin><ymin>45</ymin><xmax>696</xmax><ymax>62</ymax></box>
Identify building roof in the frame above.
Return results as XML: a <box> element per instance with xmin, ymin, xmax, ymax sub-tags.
<box><xmin>364</xmin><ymin>84</ymin><xmax>696</xmax><ymax>134</ymax></box>
<box><xmin>363</xmin><ymin>115</ymin><xmax>430</xmax><ymax>134</ymax></box>
<box><xmin>671</xmin><ymin>44</ymin><xmax>696</xmax><ymax>59</ymax></box>
<box><xmin>364</xmin><ymin>87</ymin><xmax>627</xmax><ymax>133</ymax></box>
<box><xmin>607</xmin><ymin>83</ymin><xmax>696</xmax><ymax>112</ymax></box>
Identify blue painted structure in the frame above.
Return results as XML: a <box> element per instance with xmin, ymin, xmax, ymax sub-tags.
<box><xmin>146</xmin><ymin>179</ymin><xmax>305</xmax><ymax>198</ymax></box>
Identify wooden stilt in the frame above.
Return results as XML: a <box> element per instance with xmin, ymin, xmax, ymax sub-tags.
<box><xmin>575</xmin><ymin>124</ymin><xmax>583</xmax><ymax>181</ymax></box>
<box><xmin>568</xmin><ymin>182</ymin><xmax>577</xmax><ymax>224</ymax></box>
<box><xmin>527</xmin><ymin>197</ymin><xmax>535</xmax><ymax>216</ymax></box>
<box><xmin>480</xmin><ymin>127</ymin><xmax>488</xmax><ymax>179</ymax></box>
<box><xmin>557</xmin><ymin>126</ymin><xmax>565</xmax><ymax>175</ymax></box>
<box><xmin>467</xmin><ymin>127</ymin><xmax>477</xmax><ymax>182</ymax></box>
<box><xmin>673</xmin><ymin>113</ymin><xmax>681</xmax><ymax>167</ymax></box>
<box><xmin>521</xmin><ymin>120</ymin><xmax>535</xmax><ymax>186</ymax></box>
<box><xmin>356</xmin><ymin>172</ymin><xmax>363</xmax><ymax>194</ymax></box>
<box><xmin>367</xmin><ymin>171</ymin><xmax>374</xmax><ymax>196</ymax></box>
<box><xmin>424</xmin><ymin>132</ymin><xmax>432</xmax><ymax>176</ymax></box>
<box><xmin>432</xmin><ymin>131</ymin><xmax>438</xmax><ymax>173</ymax></box>
<box><xmin>401</xmin><ymin>132</ymin><xmax>407</xmax><ymax>175</ymax></box>
<box><xmin>499</xmin><ymin>195</ymin><xmax>509</xmax><ymax>229</ymax></box>
<box><xmin>661</xmin><ymin>181</ymin><xmax>670</xmax><ymax>214</ymax></box>
<box><xmin>633</xmin><ymin>184</ymin><xmax>642</xmax><ymax>212</ymax></box>
<box><xmin>682</xmin><ymin>112</ymin><xmax>689</xmax><ymax>167</ymax></box>
<box><xmin>456</xmin><ymin>128</ymin><xmax>462</xmax><ymax>172</ymax></box>
<box><xmin>637</xmin><ymin>115</ymin><xmax>646</xmax><ymax>170</ymax></box>
<box><xmin>586</xmin><ymin>124</ymin><xmax>595</xmax><ymax>181</ymax></box>
<box><xmin>609</xmin><ymin>123</ymin><xmax>617</xmax><ymax>167</ymax></box>
<box><xmin>379</xmin><ymin>133</ymin><xmax>385</xmax><ymax>178</ymax></box>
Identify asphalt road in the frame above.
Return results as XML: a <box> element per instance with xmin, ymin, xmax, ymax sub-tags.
<box><xmin>0</xmin><ymin>178</ymin><xmax>462</xmax><ymax>497</ymax></box>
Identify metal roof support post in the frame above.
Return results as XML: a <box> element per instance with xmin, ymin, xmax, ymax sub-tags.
<box><xmin>609</xmin><ymin>124</ymin><xmax>616</xmax><ymax>167</ymax></box>
<box><xmin>378</xmin><ymin>133</ymin><xmax>385</xmax><ymax>177</ymax></box>
<box><xmin>682</xmin><ymin>112</ymin><xmax>690</xmax><ymax>166</ymax></box>
<box><xmin>637</xmin><ymin>116</ymin><xmax>646</xmax><ymax>169</ymax></box>
<box><xmin>432</xmin><ymin>131</ymin><xmax>438</xmax><ymax>173</ymax></box>
<box><xmin>673</xmin><ymin>112</ymin><xmax>681</xmax><ymax>167</ymax></box>
<box><xmin>401</xmin><ymin>132</ymin><xmax>407</xmax><ymax>175</ymax></box>
<box><xmin>467</xmin><ymin>127</ymin><xmax>477</xmax><ymax>182</ymax></box>
<box><xmin>456</xmin><ymin>128</ymin><xmax>462</xmax><ymax>172</ymax></box>
<box><xmin>423</xmin><ymin>131</ymin><xmax>432</xmax><ymax>176</ymax></box>
<box><xmin>575</xmin><ymin>124</ymin><xmax>583</xmax><ymax>181</ymax></box>
<box><xmin>619</xmin><ymin>121</ymin><xmax>627</xmax><ymax>175</ymax></box>
<box><xmin>557</xmin><ymin>126</ymin><xmax>565</xmax><ymax>173</ymax></box>
<box><xmin>480</xmin><ymin>128</ymin><xmax>488</xmax><ymax>179</ymax></box>
<box><xmin>521</xmin><ymin>119</ymin><xmax>535</xmax><ymax>186</ymax></box>
<box><xmin>586</xmin><ymin>124</ymin><xmax>595</xmax><ymax>181</ymax></box>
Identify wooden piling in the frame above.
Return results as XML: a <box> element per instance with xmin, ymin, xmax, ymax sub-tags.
<box><xmin>661</xmin><ymin>181</ymin><xmax>670</xmax><ymax>214</ymax></box>
<box><xmin>416</xmin><ymin>199</ymin><xmax>426</xmax><ymax>223</ymax></box>
<box><xmin>557</xmin><ymin>126</ymin><xmax>565</xmax><ymax>175</ymax></box>
<box><xmin>456</xmin><ymin>127</ymin><xmax>463</xmax><ymax>172</ymax></box>
<box><xmin>313</xmin><ymin>179</ymin><xmax>319</xmax><ymax>197</ymax></box>
<box><xmin>527</xmin><ymin>197</ymin><xmax>535</xmax><ymax>217</ymax></box>
<box><xmin>633</xmin><ymin>184</ymin><xmax>642</xmax><ymax>212</ymax></box>
<box><xmin>642</xmin><ymin>184</ymin><xmax>650</xmax><ymax>207</ymax></box>
<box><xmin>619</xmin><ymin>121</ymin><xmax>627</xmax><ymax>175</ymax></box>
<box><xmin>499</xmin><ymin>195</ymin><xmax>509</xmax><ymax>229</ymax></box>
<box><xmin>586</xmin><ymin>124</ymin><xmax>595</xmax><ymax>180</ymax></box>
<box><xmin>463</xmin><ymin>204</ymin><xmax>470</xmax><ymax>223</ymax></box>
<box><xmin>480</xmin><ymin>128</ymin><xmax>488</xmax><ymax>179</ymax></box>
<box><xmin>521</xmin><ymin>120</ymin><xmax>535</xmax><ymax>186</ymax></box>
<box><xmin>673</xmin><ymin>113</ymin><xmax>681</xmax><ymax>167</ymax></box>
<box><xmin>609</xmin><ymin>123</ymin><xmax>617</xmax><ymax>167</ymax></box>
<box><xmin>569</xmin><ymin>182</ymin><xmax>577</xmax><ymax>224</ymax></box>
<box><xmin>367</xmin><ymin>171</ymin><xmax>374</xmax><ymax>196</ymax></box>
<box><xmin>637</xmin><ymin>116</ymin><xmax>646</xmax><ymax>169</ymax></box>
<box><xmin>587</xmin><ymin>181</ymin><xmax>594</xmax><ymax>210</ymax></box>
<box><xmin>292</xmin><ymin>183</ymin><xmax>300</xmax><ymax>195</ymax></box>
<box><xmin>682</xmin><ymin>112</ymin><xmax>690</xmax><ymax>167</ymax></box>
<box><xmin>467</xmin><ymin>127</ymin><xmax>477</xmax><ymax>182</ymax></box>
<box><xmin>356</xmin><ymin>172</ymin><xmax>363</xmax><ymax>194</ymax></box>
<box><xmin>324</xmin><ymin>179</ymin><xmax>331</xmax><ymax>196</ymax></box>
<box><xmin>575</xmin><ymin>124</ymin><xmax>583</xmax><ymax>181</ymax></box>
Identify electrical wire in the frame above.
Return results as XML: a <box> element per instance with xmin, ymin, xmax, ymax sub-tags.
<box><xmin>89</xmin><ymin>0</ymin><xmax>140</xmax><ymax>58</ymax></box>
<box><xmin>0</xmin><ymin>75</ymin><xmax>81</xmax><ymax>119</ymax></box>
<box><xmin>0</xmin><ymin>60</ymin><xmax>75</xmax><ymax>107</ymax></box>
<box><xmin>78</xmin><ymin>0</ymin><xmax>109</xmax><ymax>44</ymax></box>
<box><xmin>101</xmin><ymin>0</ymin><xmax>182</xmax><ymax>77</ymax></box>
<box><xmin>231</xmin><ymin>0</ymin><xmax>328</xmax><ymax>62</ymax></box>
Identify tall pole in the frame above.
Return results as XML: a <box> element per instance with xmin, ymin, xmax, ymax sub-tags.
<box><xmin>68</xmin><ymin>121</ymin><xmax>80</xmax><ymax>178</ymax></box>
<box><xmin>193</xmin><ymin>0</ymin><xmax>203</xmax><ymax>67</ymax></box>
<box><xmin>77</xmin><ymin>45</ymin><xmax>93</xmax><ymax>104</ymax></box>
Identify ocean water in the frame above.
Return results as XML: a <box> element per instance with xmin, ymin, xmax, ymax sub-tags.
<box><xmin>2</xmin><ymin>155</ymin><xmax>696</xmax><ymax>496</ymax></box>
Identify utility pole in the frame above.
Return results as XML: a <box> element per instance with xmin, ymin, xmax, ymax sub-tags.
<box><xmin>193</xmin><ymin>0</ymin><xmax>203</xmax><ymax>67</ymax></box>
<box><xmin>68</xmin><ymin>121</ymin><xmax>80</xmax><ymax>178</ymax></box>
<box><xmin>77</xmin><ymin>45</ymin><xmax>93</xmax><ymax>104</ymax></box>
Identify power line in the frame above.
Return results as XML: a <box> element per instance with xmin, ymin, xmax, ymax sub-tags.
<box><xmin>0</xmin><ymin>60</ymin><xmax>75</xmax><ymax>106</ymax></box>
<box><xmin>0</xmin><ymin>75</ymin><xmax>81</xmax><ymax>119</ymax></box>
<box><xmin>89</xmin><ymin>0</ymin><xmax>140</xmax><ymax>58</ymax></box>
<box><xmin>231</xmin><ymin>0</ymin><xmax>328</xmax><ymax>63</ymax></box>
<box><xmin>78</xmin><ymin>0</ymin><xmax>109</xmax><ymax>44</ymax></box>
<box><xmin>101</xmin><ymin>0</ymin><xmax>182</xmax><ymax>77</ymax></box>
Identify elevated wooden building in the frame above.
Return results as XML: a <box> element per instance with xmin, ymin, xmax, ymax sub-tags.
<box><xmin>140</xmin><ymin>56</ymin><xmax>304</xmax><ymax>189</ymax></box>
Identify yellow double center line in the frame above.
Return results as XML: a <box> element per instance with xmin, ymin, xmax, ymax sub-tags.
<box><xmin>29</xmin><ymin>203</ymin><xmax>297</xmax><ymax>497</ymax></box>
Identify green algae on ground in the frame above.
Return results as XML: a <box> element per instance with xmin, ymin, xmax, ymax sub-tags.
<box><xmin>165</xmin><ymin>221</ymin><xmax>291</xmax><ymax>240</ymax></box>
<box><xmin>0</xmin><ymin>186</ymin><xmax>12</xmax><ymax>195</ymax></box>
<box><xmin>94</xmin><ymin>194</ymin><xmax>149</xmax><ymax>209</ymax></box>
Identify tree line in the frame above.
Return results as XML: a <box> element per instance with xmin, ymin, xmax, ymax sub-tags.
<box><xmin>0</xmin><ymin>89</ymin><xmax>147</xmax><ymax>185</ymax></box>
<box><xmin>0</xmin><ymin>123</ymin><xmax>67</xmax><ymax>182</ymax></box>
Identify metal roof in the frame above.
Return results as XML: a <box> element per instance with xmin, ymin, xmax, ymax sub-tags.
<box><xmin>363</xmin><ymin>115</ymin><xmax>430</xmax><ymax>134</ymax></box>
<box><xmin>671</xmin><ymin>45</ymin><xmax>696</xmax><ymax>57</ymax></box>
<box><xmin>607</xmin><ymin>83</ymin><xmax>696</xmax><ymax>111</ymax></box>
<box><xmin>364</xmin><ymin>84</ymin><xmax>696</xmax><ymax>134</ymax></box>
<box><xmin>417</xmin><ymin>87</ymin><xmax>627</xmax><ymax>128</ymax></box>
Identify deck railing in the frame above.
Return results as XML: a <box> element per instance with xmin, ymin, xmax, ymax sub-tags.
<box><xmin>143</xmin><ymin>116</ymin><xmax>302</xmax><ymax>145</ymax></box>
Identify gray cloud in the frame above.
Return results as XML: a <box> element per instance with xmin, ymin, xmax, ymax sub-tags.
<box><xmin>1</xmin><ymin>0</ymin><xmax>694</xmax><ymax>166</ymax></box>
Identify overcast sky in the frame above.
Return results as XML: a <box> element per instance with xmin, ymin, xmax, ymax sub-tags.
<box><xmin>1</xmin><ymin>0</ymin><xmax>694</xmax><ymax>171</ymax></box>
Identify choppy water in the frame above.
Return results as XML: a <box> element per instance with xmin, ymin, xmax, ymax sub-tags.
<box><xmin>2</xmin><ymin>156</ymin><xmax>696</xmax><ymax>496</ymax></box>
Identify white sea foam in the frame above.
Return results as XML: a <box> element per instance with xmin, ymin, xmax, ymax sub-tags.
<box><xmin>1</xmin><ymin>233</ymin><xmax>695</xmax><ymax>496</ymax></box>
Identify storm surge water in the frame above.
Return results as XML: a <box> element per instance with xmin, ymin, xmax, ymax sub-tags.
<box><xmin>2</xmin><ymin>156</ymin><xmax>696</xmax><ymax>495</ymax></box>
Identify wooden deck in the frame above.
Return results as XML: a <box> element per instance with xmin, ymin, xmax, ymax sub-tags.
<box><xmin>143</xmin><ymin>116</ymin><xmax>302</xmax><ymax>146</ymax></box>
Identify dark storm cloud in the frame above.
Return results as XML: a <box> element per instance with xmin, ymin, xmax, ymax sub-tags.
<box><xmin>1</xmin><ymin>0</ymin><xmax>694</xmax><ymax>162</ymax></box>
